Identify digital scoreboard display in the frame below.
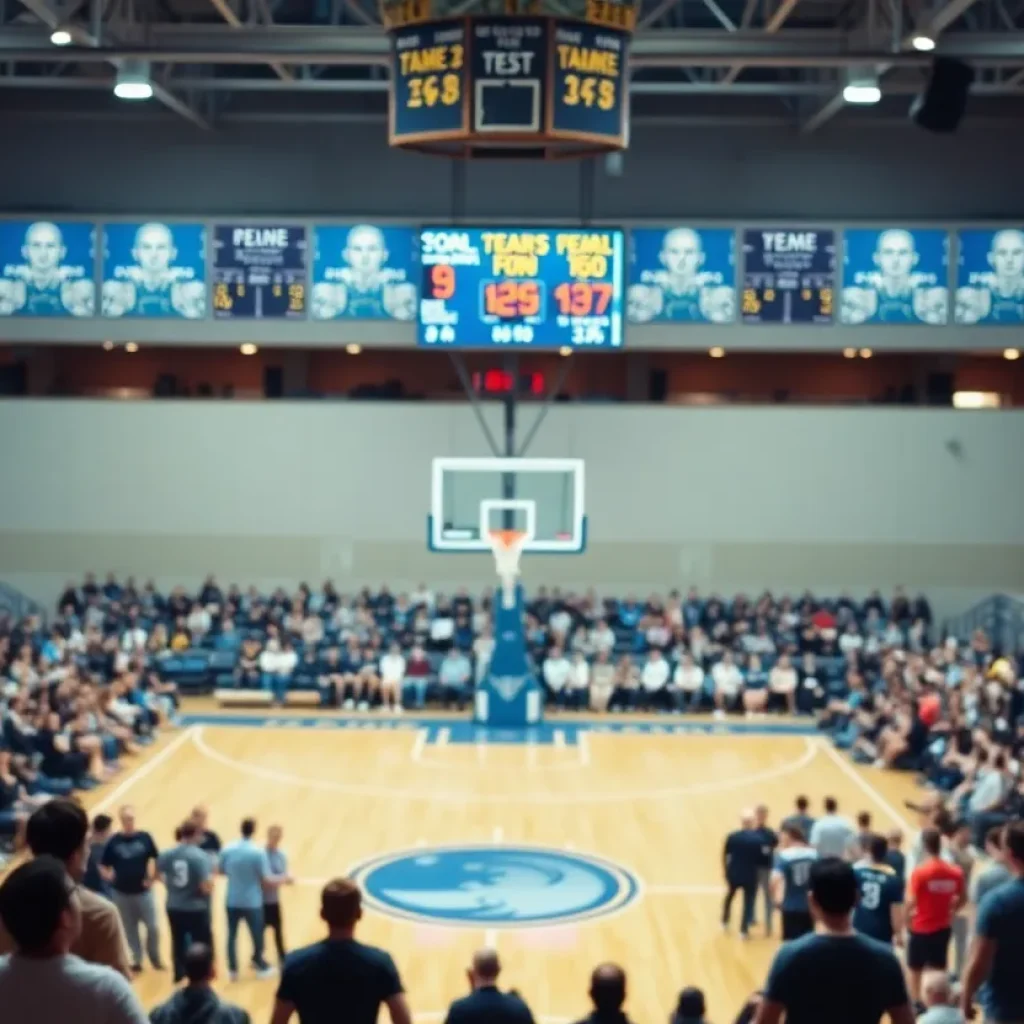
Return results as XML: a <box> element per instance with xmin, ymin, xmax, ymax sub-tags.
<box><xmin>741</xmin><ymin>229</ymin><xmax>835</xmax><ymax>324</ymax></box>
<box><xmin>212</xmin><ymin>224</ymin><xmax>307</xmax><ymax>319</ymax></box>
<box><xmin>418</xmin><ymin>226</ymin><xmax>625</xmax><ymax>347</ymax></box>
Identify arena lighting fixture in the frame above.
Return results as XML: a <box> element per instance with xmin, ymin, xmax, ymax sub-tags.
<box><xmin>709</xmin><ymin>346</ymin><xmax>725</xmax><ymax>358</ymax></box>
<box><xmin>1003</xmin><ymin>348</ymin><xmax>1020</xmax><ymax>361</ymax></box>
<box><xmin>101</xmin><ymin>340</ymin><xmax>114</xmax><ymax>351</ymax></box>
<box><xmin>125</xmin><ymin>342</ymin><xmax>139</xmax><ymax>353</ymax></box>
<box><xmin>911</xmin><ymin>34</ymin><xmax>937</xmax><ymax>51</ymax></box>
<box><xmin>558</xmin><ymin>346</ymin><xmax>572</xmax><ymax>357</ymax></box>
<box><xmin>114</xmin><ymin>59</ymin><xmax>153</xmax><ymax>101</ymax></box>
<box><xmin>842</xmin><ymin>347</ymin><xmax>857</xmax><ymax>359</ymax></box>
<box><xmin>843</xmin><ymin>69</ymin><xmax>882</xmax><ymax>105</ymax></box>
<box><xmin>953</xmin><ymin>390</ymin><xmax>1001</xmax><ymax>409</ymax></box>
<box><xmin>859</xmin><ymin>348</ymin><xmax>873</xmax><ymax>359</ymax></box>
<box><xmin>345</xmin><ymin>343</ymin><xmax>362</xmax><ymax>355</ymax></box>
<box><xmin>49</xmin><ymin>27</ymin><xmax>72</xmax><ymax>46</ymax></box>
<box><xmin>239</xmin><ymin>343</ymin><xmax>258</xmax><ymax>356</ymax></box>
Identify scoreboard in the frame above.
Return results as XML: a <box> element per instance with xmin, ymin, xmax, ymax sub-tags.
<box><xmin>418</xmin><ymin>226</ymin><xmax>625</xmax><ymax>347</ymax></box>
<box><xmin>742</xmin><ymin>228</ymin><xmax>835</xmax><ymax>325</ymax></box>
<box><xmin>212</xmin><ymin>224</ymin><xmax>307</xmax><ymax>319</ymax></box>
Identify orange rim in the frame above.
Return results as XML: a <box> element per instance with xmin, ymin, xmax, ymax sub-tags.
<box><xmin>488</xmin><ymin>529</ymin><xmax>525</xmax><ymax>551</ymax></box>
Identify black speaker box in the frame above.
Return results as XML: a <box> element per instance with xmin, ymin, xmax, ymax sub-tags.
<box><xmin>910</xmin><ymin>58</ymin><xmax>975</xmax><ymax>134</ymax></box>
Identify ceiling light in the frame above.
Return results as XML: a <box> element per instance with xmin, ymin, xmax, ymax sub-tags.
<box><xmin>911</xmin><ymin>34</ymin><xmax>936</xmax><ymax>51</ymax></box>
<box><xmin>843</xmin><ymin>82</ymin><xmax>882</xmax><ymax>104</ymax></box>
<box><xmin>842</xmin><ymin>347</ymin><xmax>857</xmax><ymax>359</ymax></box>
<box><xmin>125</xmin><ymin>342</ymin><xmax>139</xmax><ymax>353</ymax></box>
<box><xmin>558</xmin><ymin>346</ymin><xmax>572</xmax><ymax>357</ymax></box>
<box><xmin>953</xmin><ymin>391</ymin><xmax>1000</xmax><ymax>409</ymax></box>
<box><xmin>709</xmin><ymin>346</ymin><xmax>725</xmax><ymax>358</ymax></box>
<box><xmin>240</xmin><ymin>343</ymin><xmax>258</xmax><ymax>356</ymax></box>
<box><xmin>859</xmin><ymin>348</ymin><xmax>873</xmax><ymax>359</ymax></box>
<box><xmin>102</xmin><ymin>340</ymin><xmax>114</xmax><ymax>352</ymax></box>
<box><xmin>114</xmin><ymin>59</ymin><xmax>153</xmax><ymax>101</ymax></box>
<box><xmin>345</xmin><ymin>343</ymin><xmax>362</xmax><ymax>355</ymax></box>
<box><xmin>1003</xmin><ymin>348</ymin><xmax>1020</xmax><ymax>361</ymax></box>
<box><xmin>50</xmin><ymin>28</ymin><xmax>72</xmax><ymax>46</ymax></box>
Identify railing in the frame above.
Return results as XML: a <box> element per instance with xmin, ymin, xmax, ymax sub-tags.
<box><xmin>945</xmin><ymin>594</ymin><xmax>1024</xmax><ymax>655</ymax></box>
<box><xmin>0</xmin><ymin>581</ymin><xmax>42</xmax><ymax>622</ymax></box>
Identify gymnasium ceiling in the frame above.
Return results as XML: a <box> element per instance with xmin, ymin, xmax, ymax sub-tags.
<box><xmin>0</xmin><ymin>0</ymin><xmax>1022</xmax><ymax>131</ymax></box>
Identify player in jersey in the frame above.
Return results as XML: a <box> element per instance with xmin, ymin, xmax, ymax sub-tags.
<box><xmin>311</xmin><ymin>224</ymin><xmax>416</xmax><ymax>321</ymax></box>
<box><xmin>0</xmin><ymin>221</ymin><xmax>94</xmax><ymax>317</ymax></box>
<box><xmin>157</xmin><ymin>819</ymin><xmax>213</xmax><ymax>982</ymax></box>
<box><xmin>101</xmin><ymin>222</ymin><xmax>206</xmax><ymax>319</ymax></box>
<box><xmin>627</xmin><ymin>228</ymin><xmax>735</xmax><ymax>324</ymax></box>
<box><xmin>853</xmin><ymin>834</ymin><xmax>905</xmax><ymax>946</ymax></box>
<box><xmin>841</xmin><ymin>228</ymin><xmax>947</xmax><ymax>325</ymax></box>
<box><xmin>771</xmin><ymin>823</ymin><xmax>819</xmax><ymax>941</ymax></box>
<box><xmin>956</xmin><ymin>228</ymin><xmax>1024</xmax><ymax>323</ymax></box>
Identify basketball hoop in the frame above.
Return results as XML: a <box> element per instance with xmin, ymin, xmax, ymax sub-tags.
<box><xmin>487</xmin><ymin>528</ymin><xmax>528</xmax><ymax>610</ymax></box>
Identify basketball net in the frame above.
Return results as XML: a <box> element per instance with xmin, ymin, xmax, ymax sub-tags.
<box><xmin>488</xmin><ymin>529</ymin><xmax>527</xmax><ymax>610</ymax></box>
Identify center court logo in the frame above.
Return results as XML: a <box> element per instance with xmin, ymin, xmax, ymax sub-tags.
<box><xmin>351</xmin><ymin>845</ymin><xmax>639</xmax><ymax>927</ymax></box>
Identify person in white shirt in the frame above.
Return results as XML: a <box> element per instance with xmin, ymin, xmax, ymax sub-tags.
<box><xmin>674</xmin><ymin>651</ymin><xmax>705</xmax><ymax>713</ymax></box>
<box><xmin>590</xmin><ymin>651</ymin><xmax>615</xmax><ymax>712</ymax></box>
<box><xmin>542</xmin><ymin>647</ymin><xmax>572</xmax><ymax>706</ymax></box>
<box><xmin>301</xmin><ymin>614</ymin><xmax>324</xmax><ymax>648</ymax></box>
<box><xmin>769</xmin><ymin>652</ymin><xmax>799</xmax><ymax>714</ymax></box>
<box><xmin>378</xmin><ymin>643</ymin><xmax>406</xmax><ymax>715</ymax></box>
<box><xmin>185</xmin><ymin>603</ymin><xmax>211</xmax><ymax>641</ymax></box>
<box><xmin>589</xmin><ymin>620</ymin><xmax>616</xmax><ymax>658</ymax></box>
<box><xmin>565</xmin><ymin>651</ymin><xmax>590</xmax><ymax>710</ymax></box>
<box><xmin>549</xmin><ymin>607</ymin><xmax>573</xmax><ymax>638</ymax></box>
<box><xmin>838</xmin><ymin>623</ymin><xmax>864</xmax><ymax>657</ymax></box>
<box><xmin>712</xmin><ymin>651</ymin><xmax>744</xmax><ymax>718</ymax></box>
<box><xmin>411</xmin><ymin>584</ymin><xmax>434</xmax><ymax>611</ymax></box>
<box><xmin>119</xmin><ymin>625</ymin><xmax>147</xmax><ymax>654</ymax></box>
<box><xmin>429</xmin><ymin>610</ymin><xmax>455</xmax><ymax>649</ymax></box>
<box><xmin>260</xmin><ymin>639</ymin><xmax>298</xmax><ymax>706</ymax></box>
<box><xmin>640</xmin><ymin>649</ymin><xmax>671</xmax><ymax>710</ymax></box>
<box><xmin>645</xmin><ymin>618</ymin><xmax>671</xmax><ymax>652</ymax></box>
<box><xmin>609</xmin><ymin>655</ymin><xmax>640</xmax><ymax>712</ymax></box>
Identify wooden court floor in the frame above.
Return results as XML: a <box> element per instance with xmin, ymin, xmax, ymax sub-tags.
<box><xmin>77</xmin><ymin>713</ymin><xmax>921</xmax><ymax>1024</ymax></box>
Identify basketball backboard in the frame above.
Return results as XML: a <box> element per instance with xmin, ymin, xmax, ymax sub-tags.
<box><xmin>428</xmin><ymin>457</ymin><xmax>586</xmax><ymax>554</ymax></box>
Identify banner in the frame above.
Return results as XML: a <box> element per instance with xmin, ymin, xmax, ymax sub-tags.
<box><xmin>955</xmin><ymin>228</ymin><xmax>1024</xmax><ymax>324</ymax></box>
<box><xmin>0</xmin><ymin>220</ymin><xmax>95</xmax><ymax>317</ymax></box>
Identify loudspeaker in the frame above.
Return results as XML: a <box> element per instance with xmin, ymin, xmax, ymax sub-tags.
<box><xmin>910</xmin><ymin>58</ymin><xmax>974</xmax><ymax>134</ymax></box>
<box><xmin>925</xmin><ymin>371</ymin><xmax>954</xmax><ymax>406</ymax></box>
<box><xmin>649</xmin><ymin>368</ymin><xmax>668</xmax><ymax>402</ymax></box>
<box><xmin>263</xmin><ymin>365</ymin><xmax>284</xmax><ymax>399</ymax></box>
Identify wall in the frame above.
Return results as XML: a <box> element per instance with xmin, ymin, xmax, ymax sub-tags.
<box><xmin>2</xmin><ymin>119</ymin><xmax>1024</xmax><ymax>221</ymax></box>
<box><xmin>0</xmin><ymin>401</ymin><xmax>1021</xmax><ymax>621</ymax></box>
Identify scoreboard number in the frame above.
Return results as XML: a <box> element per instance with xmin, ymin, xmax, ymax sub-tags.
<box><xmin>562</xmin><ymin>75</ymin><xmax>617</xmax><ymax>110</ymax></box>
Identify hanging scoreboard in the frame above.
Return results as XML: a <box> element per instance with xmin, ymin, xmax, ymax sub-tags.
<box><xmin>212</xmin><ymin>224</ymin><xmax>307</xmax><ymax>319</ymax></box>
<box><xmin>418</xmin><ymin>226</ymin><xmax>625</xmax><ymax>347</ymax></box>
<box><xmin>742</xmin><ymin>228</ymin><xmax>835</xmax><ymax>324</ymax></box>
<box><xmin>383</xmin><ymin>1</ymin><xmax>635</xmax><ymax>156</ymax></box>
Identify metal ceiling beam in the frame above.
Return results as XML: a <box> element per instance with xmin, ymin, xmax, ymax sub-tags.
<box><xmin>721</xmin><ymin>0</ymin><xmax>803</xmax><ymax>85</ymax></box>
<box><xmin>13</xmin><ymin>0</ymin><xmax>210</xmax><ymax>127</ymax></box>
<box><xmin>207</xmin><ymin>0</ymin><xmax>293</xmax><ymax>81</ymax></box>
<box><xmin>916</xmin><ymin>0</ymin><xmax>988</xmax><ymax>36</ymax></box>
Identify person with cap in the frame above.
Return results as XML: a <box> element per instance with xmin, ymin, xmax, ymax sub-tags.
<box><xmin>572</xmin><ymin>963</ymin><xmax>634</xmax><ymax>1024</ymax></box>
<box><xmin>149</xmin><ymin>943</ymin><xmax>250</xmax><ymax>1024</ymax></box>
<box><xmin>0</xmin><ymin>855</ymin><xmax>147</xmax><ymax>1024</ymax></box>
<box><xmin>443</xmin><ymin>949</ymin><xmax>535</xmax><ymax>1024</ymax></box>
<box><xmin>671</xmin><ymin>986</ymin><xmax>710</xmax><ymax>1024</ymax></box>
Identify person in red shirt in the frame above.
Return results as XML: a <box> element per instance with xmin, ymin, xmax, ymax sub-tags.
<box><xmin>905</xmin><ymin>827</ymin><xmax>965</xmax><ymax>1004</ymax></box>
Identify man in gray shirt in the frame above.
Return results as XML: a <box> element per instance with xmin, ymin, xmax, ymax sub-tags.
<box><xmin>0</xmin><ymin>855</ymin><xmax>148</xmax><ymax>1024</ymax></box>
<box><xmin>917</xmin><ymin>971</ymin><xmax>964</xmax><ymax>1024</ymax></box>
<box><xmin>157</xmin><ymin>820</ymin><xmax>213</xmax><ymax>983</ymax></box>
<box><xmin>809</xmin><ymin>796</ymin><xmax>856</xmax><ymax>859</ymax></box>
<box><xmin>970</xmin><ymin>825</ymin><xmax>1013</xmax><ymax>910</ymax></box>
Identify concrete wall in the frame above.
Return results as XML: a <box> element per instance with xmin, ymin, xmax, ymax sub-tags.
<box><xmin>1</xmin><ymin>400</ymin><xmax>1021</xmax><ymax>621</ymax></box>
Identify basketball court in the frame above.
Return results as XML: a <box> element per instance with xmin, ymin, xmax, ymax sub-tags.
<box><xmin>98</xmin><ymin>711</ymin><xmax>921</xmax><ymax>1023</ymax></box>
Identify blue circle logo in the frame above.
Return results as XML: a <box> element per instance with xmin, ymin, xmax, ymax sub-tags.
<box><xmin>351</xmin><ymin>845</ymin><xmax>639</xmax><ymax>927</ymax></box>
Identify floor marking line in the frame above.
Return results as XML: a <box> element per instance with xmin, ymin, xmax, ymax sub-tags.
<box><xmin>436</xmin><ymin>727</ymin><xmax>450</xmax><ymax>747</ymax></box>
<box><xmin>553</xmin><ymin>729</ymin><xmax>566</xmax><ymax>748</ymax></box>
<box><xmin>817</xmin><ymin>740</ymin><xmax>915</xmax><ymax>832</ymax></box>
<box><xmin>646</xmin><ymin>883</ymin><xmax>726</xmax><ymax>895</ymax></box>
<box><xmin>190</xmin><ymin>729</ymin><xmax>818</xmax><ymax>804</ymax></box>
<box><xmin>92</xmin><ymin>727</ymin><xmax>198</xmax><ymax>814</ymax></box>
<box><xmin>492</xmin><ymin>826</ymin><xmax>504</xmax><ymax>843</ymax></box>
<box><xmin>578</xmin><ymin>731</ymin><xmax>591</xmax><ymax>767</ymax></box>
<box><xmin>410</xmin><ymin>729</ymin><xmax>428</xmax><ymax>763</ymax></box>
<box><xmin>476</xmin><ymin>742</ymin><xmax>487</xmax><ymax>765</ymax></box>
<box><xmin>527</xmin><ymin>741</ymin><xmax>538</xmax><ymax>770</ymax></box>
<box><xmin>483</xmin><ymin>927</ymin><xmax>498</xmax><ymax>949</ymax></box>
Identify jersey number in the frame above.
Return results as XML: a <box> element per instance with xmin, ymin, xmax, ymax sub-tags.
<box><xmin>860</xmin><ymin>880</ymin><xmax>881</xmax><ymax>909</ymax></box>
<box><xmin>172</xmin><ymin>859</ymin><xmax>189</xmax><ymax>888</ymax></box>
<box><xmin>791</xmin><ymin>861</ymin><xmax>812</xmax><ymax>886</ymax></box>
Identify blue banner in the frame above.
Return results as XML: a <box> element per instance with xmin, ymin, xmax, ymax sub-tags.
<box><xmin>0</xmin><ymin>220</ymin><xmax>95</xmax><ymax>318</ymax></box>
<box><xmin>627</xmin><ymin>227</ymin><xmax>735</xmax><ymax>324</ymax></box>
<box><xmin>101</xmin><ymin>222</ymin><xmax>206</xmax><ymax>319</ymax></box>
<box><xmin>841</xmin><ymin>228</ymin><xmax>949</xmax><ymax>325</ymax></box>
<box><xmin>549</xmin><ymin>22</ymin><xmax>628</xmax><ymax>144</ymax></box>
<box><xmin>955</xmin><ymin>228</ymin><xmax>1024</xmax><ymax>325</ymax></box>
<box><xmin>742</xmin><ymin>228</ymin><xmax>835</xmax><ymax>324</ymax></box>
<box><xmin>211</xmin><ymin>224</ymin><xmax>307</xmax><ymax>319</ymax></box>
<box><xmin>312</xmin><ymin>225</ymin><xmax>418</xmax><ymax>321</ymax></box>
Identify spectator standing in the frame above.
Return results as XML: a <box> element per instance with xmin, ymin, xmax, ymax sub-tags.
<box><xmin>0</xmin><ymin>799</ymin><xmax>130</xmax><ymax>977</ymax></box>
<box><xmin>0</xmin><ymin>856</ymin><xmax>148</xmax><ymax>1024</ymax></box>
<box><xmin>961</xmin><ymin>821</ymin><xmax>1024</xmax><ymax>1024</ymax></box>
<box><xmin>443</xmin><ymin>949</ymin><xmax>534</xmax><ymax>1024</ymax></box>
<box><xmin>917</xmin><ymin>972</ymin><xmax>963</xmax><ymax>1024</ymax></box>
<box><xmin>671</xmin><ymin>987</ymin><xmax>709</xmax><ymax>1024</ymax></box>
<box><xmin>571</xmin><ymin>963</ymin><xmax>634</xmax><ymax>1024</ymax></box>
<box><xmin>772</xmin><ymin>824</ymin><xmax>819</xmax><ymax>941</ymax></box>
<box><xmin>946</xmin><ymin>819</ymin><xmax>975</xmax><ymax>980</ymax></box>
<box><xmin>886</xmin><ymin>830</ymin><xmax>907</xmax><ymax>884</ymax></box>
<box><xmin>149</xmin><ymin>943</ymin><xmax>250</xmax><ymax>1024</ymax></box>
<box><xmin>220</xmin><ymin>818</ymin><xmax>274</xmax><ymax>981</ymax></box>
<box><xmin>264</xmin><ymin>824</ymin><xmax>293</xmax><ymax>965</ymax></box>
<box><xmin>852</xmin><ymin>835</ymin><xmax>905</xmax><ymax>947</ymax></box>
<box><xmin>156</xmin><ymin>820</ymin><xmax>213</xmax><ymax>983</ymax></box>
<box><xmin>781</xmin><ymin>797</ymin><xmax>816</xmax><ymax>843</ymax></box>
<box><xmin>810</xmin><ymin>797</ymin><xmax>856</xmax><ymax>859</ymax></box>
<box><xmin>83</xmin><ymin>813</ymin><xmax>113</xmax><ymax>897</ymax></box>
<box><xmin>190</xmin><ymin>806</ymin><xmax>222</xmax><ymax>858</ymax></box>
<box><xmin>100</xmin><ymin>805</ymin><xmax>163</xmax><ymax>973</ymax></box>
<box><xmin>969</xmin><ymin>826</ymin><xmax>1012</xmax><ymax>910</ymax></box>
<box><xmin>271</xmin><ymin>878</ymin><xmax>411</xmax><ymax>1024</ymax></box>
<box><xmin>723</xmin><ymin>811</ymin><xmax>763</xmax><ymax>939</ymax></box>
<box><xmin>753</xmin><ymin>859</ymin><xmax>913</xmax><ymax>1024</ymax></box>
<box><xmin>753</xmin><ymin>804</ymin><xmax>779</xmax><ymax>936</ymax></box>
<box><xmin>906</xmin><ymin>828</ymin><xmax>965</xmax><ymax>1005</ymax></box>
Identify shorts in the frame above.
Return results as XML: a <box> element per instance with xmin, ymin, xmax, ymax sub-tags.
<box><xmin>907</xmin><ymin>928</ymin><xmax>951</xmax><ymax>970</ymax></box>
<box><xmin>782</xmin><ymin>910</ymin><xmax>815</xmax><ymax>941</ymax></box>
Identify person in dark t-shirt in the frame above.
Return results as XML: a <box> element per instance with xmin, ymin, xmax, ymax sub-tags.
<box><xmin>83</xmin><ymin>814</ymin><xmax>113</xmax><ymax>897</ymax></box>
<box><xmin>722</xmin><ymin>811</ymin><xmax>764</xmax><ymax>938</ymax></box>
<box><xmin>754</xmin><ymin>858</ymin><xmax>913</xmax><ymax>1024</ymax></box>
<box><xmin>190</xmin><ymin>806</ymin><xmax>222</xmax><ymax>858</ymax></box>
<box><xmin>271</xmin><ymin>878</ymin><xmax>410</xmax><ymax>1024</ymax></box>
